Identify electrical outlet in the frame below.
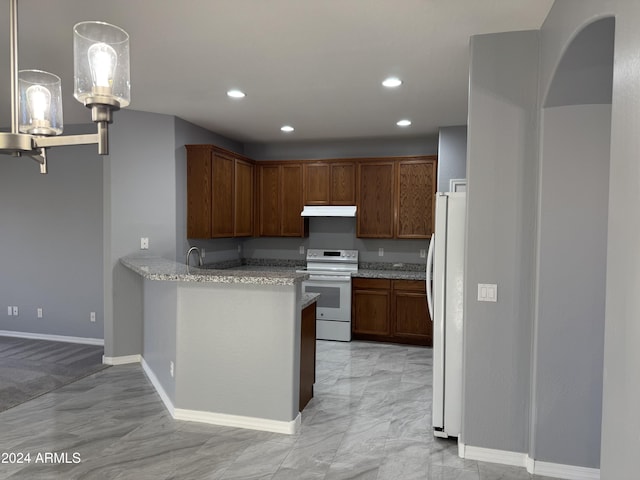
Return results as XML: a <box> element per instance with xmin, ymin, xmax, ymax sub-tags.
<box><xmin>378</xmin><ymin>248</ymin><xmax>384</xmax><ymax>257</ymax></box>
<box><xmin>90</xmin><ymin>312</ymin><xmax>96</xmax><ymax>323</ymax></box>
<box><xmin>299</xmin><ymin>245</ymin><xmax>305</xmax><ymax>255</ymax></box>
<box><xmin>12</xmin><ymin>306</ymin><xmax>18</xmax><ymax>316</ymax></box>
<box><xmin>140</xmin><ymin>237</ymin><xmax>149</xmax><ymax>250</ymax></box>
<box><xmin>7</xmin><ymin>306</ymin><xmax>12</xmax><ymax>316</ymax></box>
<box><xmin>201</xmin><ymin>248</ymin><xmax>206</xmax><ymax>258</ymax></box>
<box><xmin>170</xmin><ymin>361</ymin><xmax>175</xmax><ymax>378</ymax></box>
<box><xmin>37</xmin><ymin>308</ymin><xmax>43</xmax><ymax>318</ymax></box>
<box><xmin>237</xmin><ymin>244</ymin><xmax>242</xmax><ymax>253</ymax></box>
<box><xmin>419</xmin><ymin>249</ymin><xmax>426</xmax><ymax>258</ymax></box>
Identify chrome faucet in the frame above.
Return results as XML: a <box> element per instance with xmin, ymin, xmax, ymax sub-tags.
<box><xmin>186</xmin><ymin>246</ymin><xmax>203</xmax><ymax>267</ymax></box>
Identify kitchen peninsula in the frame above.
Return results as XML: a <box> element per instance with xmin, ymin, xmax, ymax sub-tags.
<box><xmin>120</xmin><ymin>256</ymin><xmax>311</xmax><ymax>434</ymax></box>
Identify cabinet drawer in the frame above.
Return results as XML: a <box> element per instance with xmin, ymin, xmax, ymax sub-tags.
<box><xmin>352</xmin><ymin>278</ymin><xmax>391</xmax><ymax>290</ymax></box>
<box><xmin>392</xmin><ymin>279</ymin><xmax>426</xmax><ymax>292</ymax></box>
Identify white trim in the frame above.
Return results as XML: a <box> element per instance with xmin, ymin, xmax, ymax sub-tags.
<box><xmin>0</xmin><ymin>330</ymin><xmax>103</xmax><ymax>346</ymax></box>
<box><xmin>526</xmin><ymin>456</ymin><xmax>535</xmax><ymax>474</ymax></box>
<box><xmin>533</xmin><ymin>460</ymin><xmax>600</xmax><ymax>480</ymax></box>
<box><xmin>174</xmin><ymin>409</ymin><xmax>301</xmax><ymax>435</ymax></box>
<box><xmin>140</xmin><ymin>357</ymin><xmax>175</xmax><ymax>416</ymax></box>
<box><xmin>463</xmin><ymin>445</ymin><xmax>528</xmax><ymax>467</ymax></box>
<box><xmin>139</xmin><ymin>357</ymin><xmax>300</xmax><ymax>435</ymax></box>
<box><xmin>460</xmin><ymin>444</ymin><xmax>601</xmax><ymax>480</ymax></box>
<box><xmin>103</xmin><ymin>354</ymin><xmax>142</xmax><ymax>365</ymax></box>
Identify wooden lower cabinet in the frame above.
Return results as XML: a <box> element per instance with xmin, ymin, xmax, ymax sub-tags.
<box><xmin>299</xmin><ymin>301</ymin><xmax>316</xmax><ymax>411</ymax></box>
<box><xmin>352</xmin><ymin>277</ymin><xmax>432</xmax><ymax>346</ymax></box>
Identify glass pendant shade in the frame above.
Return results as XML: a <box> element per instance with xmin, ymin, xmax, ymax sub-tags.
<box><xmin>73</xmin><ymin>21</ymin><xmax>130</xmax><ymax>108</ymax></box>
<box><xmin>18</xmin><ymin>70</ymin><xmax>63</xmax><ymax>136</ymax></box>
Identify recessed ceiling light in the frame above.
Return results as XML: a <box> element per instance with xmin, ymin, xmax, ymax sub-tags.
<box><xmin>397</xmin><ymin>119</ymin><xmax>412</xmax><ymax>127</ymax></box>
<box><xmin>281</xmin><ymin>125</ymin><xmax>294</xmax><ymax>133</ymax></box>
<box><xmin>382</xmin><ymin>77</ymin><xmax>402</xmax><ymax>88</ymax></box>
<box><xmin>227</xmin><ymin>89</ymin><xmax>246</xmax><ymax>98</ymax></box>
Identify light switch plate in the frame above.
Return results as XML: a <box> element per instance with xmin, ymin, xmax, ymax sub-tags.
<box><xmin>478</xmin><ymin>283</ymin><xmax>498</xmax><ymax>302</ymax></box>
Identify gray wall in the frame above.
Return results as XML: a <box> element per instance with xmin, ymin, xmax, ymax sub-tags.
<box><xmin>463</xmin><ymin>30</ymin><xmax>540</xmax><ymax>454</ymax></box>
<box><xmin>536</xmin><ymin>2</ymin><xmax>640</xmax><ymax>477</ymax></box>
<box><xmin>245</xmin><ymin>135</ymin><xmax>438</xmax><ymax>160</ymax></box>
<box><xmin>0</xmin><ymin>125</ymin><xmax>104</xmax><ymax>340</ymax></box>
<box><xmin>241</xmin><ymin>217</ymin><xmax>428</xmax><ymax>265</ymax></box>
<box><xmin>143</xmin><ymin>279</ymin><xmax>178</xmax><ymax>403</ymax></box>
<box><xmin>104</xmin><ymin>110</ymin><xmax>177</xmax><ymax>357</ymax></box>
<box><xmin>437</xmin><ymin>125</ymin><xmax>467</xmax><ymax>192</ymax></box>
<box><xmin>533</xmin><ymin>104</ymin><xmax>610</xmax><ymax>468</ymax></box>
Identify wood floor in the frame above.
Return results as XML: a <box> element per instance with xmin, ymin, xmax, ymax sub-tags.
<box><xmin>0</xmin><ymin>340</ymin><xmax>557</xmax><ymax>479</ymax></box>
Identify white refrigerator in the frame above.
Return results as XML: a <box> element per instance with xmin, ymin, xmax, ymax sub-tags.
<box><xmin>426</xmin><ymin>192</ymin><xmax>466</xmax><ymax>438</ymax></box>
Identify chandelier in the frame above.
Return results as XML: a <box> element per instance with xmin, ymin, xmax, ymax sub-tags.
<box><xmin>0</xmin><ymin>0</ymin><xmax>130</xmax><ymax>173</ymax></box>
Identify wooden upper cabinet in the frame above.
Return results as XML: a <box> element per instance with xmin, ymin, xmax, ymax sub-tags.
<box><xmin>234</xmin><ymin>159</ymin><xmax>254</xmax><ymax>237</ymax></box>
<box><xmin>396</xmin><ymin>158</ymin><xmax>437</xmax><ymax>238</ymax></box>
<box><xmin>258</xmin><ymin>164</ymin><xmax>281</xmax><ymax>236</ymax></box>
<box><xmin>357</xmin><ymin>161</ymin><xmax>395</xmax><ymax>238</ymax></box>
<box><xmin>185</xmin><ymin>145</ymin><xmax>254</xmax><ymax>239</ymax></box>
<box><xmin>211</xmin><ymin>153</ymin><xmax>234</xmax><ymax>237</ymax></box>
<box><xmin>258</xmin><ymin>162</ymin><xmax>307</xmax><ymax>237</ymax></box>
<box><xmin>303</xmin><ymin>163</ymin><xmax>331</xmax><ymax>205</ymax></box>
<box><xmin>303</xmin><ymin>161</ymin><xmax>356</xmax><ymax>205</ymax></box>
<box><xmin>281</xmin><ymin>164</ymin><xmax>305</xmax><ymax>236</ymax></box>
<box><xmin>186</xmin><ymin>146</ymin><xmax>212</xmax><ymax>238</ymax></box>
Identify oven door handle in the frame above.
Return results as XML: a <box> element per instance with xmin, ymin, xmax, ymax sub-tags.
<box><xmin>307</xmin><ymin>275</ymin><xmax>352</xmax><ymax>283</ymax></box>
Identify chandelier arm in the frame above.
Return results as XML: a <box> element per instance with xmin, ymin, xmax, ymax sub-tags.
<box><xmin>34</xmin><ymin>133</ymin><xmax>100</xmax><ymax>149</ymax></box>
<box><xmin>10</xmin><ymin>0</ymin><xmax>19</xmax><ymax>134</ymax></box>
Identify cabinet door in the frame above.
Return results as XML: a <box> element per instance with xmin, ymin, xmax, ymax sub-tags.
<box><xmin>258</xmin><ymin>165</ymin><xmax>281</xmax><ymax>236</ymax></box>
<box><xmin>299</xmin><ymin>302</ymin><xmax>316</xmax><ymax>411</ymax></box>
<box><xmin>303</xmin><ymin>163</ymin><xmax>331</xmax><ymax>205</ymax></box>
<box><xmin>357</xmin><ymin>162</ymin><xmax>395</xmax><ymax>238</ymax></box>
<box><xmin>234</xmin><ymin>159</ymin><xmax>254</xmax><ymax>237</ymax></box>
<box><xmin>331</xmin><ymin>162</ymin><xmax>356</xmax><ymax>205</ymax></box>
<box><xmin>211</xmin><ymin>153</ymin><xmax>234</xmax><ymax>237</ymax></box>
<box><xmin>392</xmin><ymin>280</ymin><xmax>432</xmax><ymax>346</ymax></box>
<box><xmin>186</xmin><ymin>146</ymin><xmax>212</xmax><ymax>238</ymax></box>
<box><xmin>396</xmin><ymin>159</ymin><xmax>437</xmax><ymax>239</ymax></box>
<box><xmin>281</xmin><ymin>164</ymin><xmax>305</xmax><ymax>236</ymax></box>
<box><xmin>352</xmin><ymin>278</ymin><xmax>391</xmax><ymax>336</ymax></box>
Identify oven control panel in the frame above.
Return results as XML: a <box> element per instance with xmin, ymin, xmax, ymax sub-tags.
<box><xmin>306</xmin><ymin>249</ymin><xmax>358</xmax><ymax>263</ymax></box>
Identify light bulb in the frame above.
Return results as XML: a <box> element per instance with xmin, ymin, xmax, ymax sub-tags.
<box><xmin>26</xmin><ymin>84</ymin><xmax>51</xmax><ymax>125</ymax></box>
<box><xmin>88</xmin><ymin>42</ymin><xmax>117</xmax><ymax>93</ymax></box>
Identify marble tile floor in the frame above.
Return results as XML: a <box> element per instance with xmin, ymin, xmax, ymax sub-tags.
<box><xmin>0</xmin><ymin>341</ymin><xmax>558</xmax><ymax>480</ymax></box>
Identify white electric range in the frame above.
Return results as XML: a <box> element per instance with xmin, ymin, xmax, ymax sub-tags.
<box><xmin>297</xmin><ymin>249</ymin><xmax>358</xmax><ymax>341</ymax></box>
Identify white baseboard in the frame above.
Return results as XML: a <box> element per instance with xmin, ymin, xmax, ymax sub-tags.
<box><xmin>140</xmin><ymin>357</ymin><xmax>175</xmax><ymax>416</ymax></box>
<box><xmin>0</xmin><ymin>330</ymin><xmax>104</xmax><ymax>346</ymax></box>
<box><xmin>462</xmin><ymin>444</ymin><xmax>528</xmax><ymax>467</ymax></box>
<box><xmin>140</xmin><ymin>356</ymin><xmax>300</xmax><ymax>435</ymax></box>
<box><xmin>533</xmin><ymin>460</ymin><xmax>600</xmax><ymax>480</ymax></box>
<box><xmin>103</xmin><ymin>354</ymin><xmax>142</xmax><ymax>365</ymax></box>
<box><xmin>174</xmin><ymin>408</ymin><xmax>301</xmax><ymax>435</ymax></box>
<box><xmin>460</xmin><ymin>443</ymin><xmax>600</xmax><ymax>480</ymax></box>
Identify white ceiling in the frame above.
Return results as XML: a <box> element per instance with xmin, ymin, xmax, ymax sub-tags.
<box><xmin>0</xmin><ymin>0</ymin><xmax>554</xmax><ymax>143</ymax></box>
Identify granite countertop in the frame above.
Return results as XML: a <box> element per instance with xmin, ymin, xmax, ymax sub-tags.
<box><xmin>120</xmin><ymin>256</ymin><xmax>308</xmax><ymax>286</ymax></box>
<box><xmin>301</xmin><ymin>292</ymin><xmax>320</xmax><ymax>310</ymax></box>
<box><xmin>353</xmin><ymin>269</ymin><xmax>426</xmax><ymax>281</ymax></box>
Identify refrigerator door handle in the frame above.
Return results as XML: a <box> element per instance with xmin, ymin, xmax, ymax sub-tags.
<box><xmin>426</xmin><ymin>233</ymin><xmax>435</xmax><ymax>320</ymax></box>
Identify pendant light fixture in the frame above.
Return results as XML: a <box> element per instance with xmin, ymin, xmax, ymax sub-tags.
<box><xmin>0</xmin><ymin>0</ymin><xmax>130</xmax><ymax>173</ymax></box>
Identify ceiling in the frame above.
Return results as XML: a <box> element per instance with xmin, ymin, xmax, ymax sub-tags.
<box><xmin>0</xmin><ymin>0</ymin><xmax>554</xmax><ymax>143</ymax></box>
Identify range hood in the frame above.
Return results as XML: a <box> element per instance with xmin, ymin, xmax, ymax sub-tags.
<box><xmin>300</xmin><ymin>205</ymin><xmax>357</xmax><ymax>217</ymax></box>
